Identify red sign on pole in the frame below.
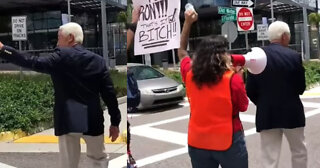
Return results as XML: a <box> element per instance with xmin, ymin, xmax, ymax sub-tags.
<box><xmin>236</xmin><ymin>7</ymin><xmax>254</xmax><ymax>31</ymax></box>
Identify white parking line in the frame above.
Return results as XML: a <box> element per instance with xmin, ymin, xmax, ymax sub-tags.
<box><xmin>136</xmin><ymin>147</ymin><xmax>188</xmax><ymax>167</ymax></box>
<box><xmin>131</xmin><ymin>126</ymin><xmax>187</xmax><ymax>146</ymax></box>
<box><xmin>132</xmin><ymin>103</ymin><xmax>320</xmax><ymax>167</ymax></box>
<box><xmin>302</xmin><ymin>102</ymin><xmax>320</xmax><ymax>108</ymax></box>
<box><xmin>128</xmin><ymin>114</ymin><xmax>142</xmax><ymax>118</ymax></box>
<box><xmin>240</xmin><ymin>114</ymin><xmax>256</xmax><ymax>123</ymax></box>
<box><xmin>131</xmin><ymin>114</ymin><xmax>259</xmax><ymax>167</ymax></box>
<box><xmin>137</xmin><ymin>115</ymin><xmax>189</xmax><ymax>128</ymax></box>
<box><xmin>0</xmin><ymin>163</ymin><xmax>16</xmax><ymax>168</ymax></box>
<box><xmin>244</xmin><ymin>128</ymin><xmax>257</xmax><ymax>136</ymax></box>
<box><xmin>305</xmin><ymin>108</ymin><xmax>320</xmax><ymax>118</ymax></box>
<box><xmin>108</xmin><ymin>154</ymin><xmax>127</xmax><ymax>168</ymax></box>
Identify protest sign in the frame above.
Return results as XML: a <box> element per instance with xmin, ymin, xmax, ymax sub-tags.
<box><xmin>133</xmin><ymin>0</ymin><xmax>181</xmax><ymax>55</ymax></box>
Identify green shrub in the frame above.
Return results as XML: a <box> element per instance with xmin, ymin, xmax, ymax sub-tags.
<box><xmin>110</xmin><ymin>70</ymin><xmax>127</xmax><ymax>97</ymax></box>
<box><xmin>0</xmin><ymin>74</ymin><xmax>54</xmax><ymax>133</ymax></box>
<box><xmin>160</xmin><ymin>70</ymin><xmax>183</xmax><ymax>84</ymax></box>
<box><xmin>304</xmin><ymin>61</ymin><xmax>320</xmax><ymax>89</ymax></box>
<box><xmin>0</xmin><ymin>71</ymin><xmax>127</xmax><ymax>133</ymax></box>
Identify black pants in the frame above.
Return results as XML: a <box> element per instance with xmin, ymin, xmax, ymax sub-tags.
<box><xmin>127</xmin><ymin>120</ymin><xmax>131</xmax><ymax>152</ymax></box>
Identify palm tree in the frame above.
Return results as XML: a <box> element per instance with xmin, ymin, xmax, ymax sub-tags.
<box><xmin>117</xmin><ymin>0</ymin><xmax>133</xmax><ymax>24</ymax></box>
<box><xmin>309</xmin><ymin>13</ymin><xmax>320</xmax><ymax>26</ymax></box>
<box><xmin>309</xmin><ymin>12</ymin><xmax>320</xmax><ymax>59</ymax></box>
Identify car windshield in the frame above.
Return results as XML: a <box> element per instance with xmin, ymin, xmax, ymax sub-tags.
<box><xmin>129</xmin><ymin>66</ymin><xmax>165</xmax><ymax>80</ymax></box>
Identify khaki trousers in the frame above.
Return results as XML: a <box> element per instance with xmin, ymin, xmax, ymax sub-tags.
<box><xmin>260</xmin><ymin>127</ymin><xmax>307</xmax><ymax>168</ymax></box>
<box><xmin>59</xmin><ymin>134</ymin><xmax>108</xmax><ymax>168</ymax></box>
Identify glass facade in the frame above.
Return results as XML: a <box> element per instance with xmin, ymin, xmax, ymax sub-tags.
<box><xmin>0</xmin><ymin>2</ymin><xmax>128</xmax><ymax>68</ymax></box>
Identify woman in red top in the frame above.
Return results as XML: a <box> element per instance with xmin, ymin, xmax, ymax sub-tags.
<box><xmin>179</xmin><ymin>10</ymin><xmax>249</xmax><ymax>168</ymax></box>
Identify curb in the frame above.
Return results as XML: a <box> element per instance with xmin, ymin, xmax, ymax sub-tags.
<box><xmin>14</xmin><ymin>135</ymin><xmax>126</xmax><ymax>144</ymax></box>
<box><xmin>302</xmin><ymin>92</ymin><xmax>320</xmax><ymax>96</ymax></box>
<box><xmin>0</xmin><ymin>97</ymin><xmax>127</xmax><ymax>143</ymax></box>
<box><xmin>118</xmin><ymin>96</ymin><xmax>127</xmax><ymax>105</ymax></box>
<box><xmin>14</xmin><ymin>130</ymin><xmax>127</xmax><ymax>144</ymax></box>
<box><xmin>0</xmin><ymin>130</ymin><xmax>26</xmax><ymax>142</ymax></box>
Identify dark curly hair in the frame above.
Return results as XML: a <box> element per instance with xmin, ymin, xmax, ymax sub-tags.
<box><xmin>191</xmin><ymin>35</ymin><xmax>230</xmax><ymax>89</ymax></box>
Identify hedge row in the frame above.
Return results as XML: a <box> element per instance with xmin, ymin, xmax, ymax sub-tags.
<box><xmin>0</xmin><ymin>70</ymin><xmax>126</xmax><ymax>133</ymax></box>
<box><xmin>0</xmin><ymin>74</ymin><xmax>54</xmax><ymax>133</ymax></box>
<box><xmin>304</xmin><ymin>61</ymin><xmax>320</xmax><ymax>89</ymax></box>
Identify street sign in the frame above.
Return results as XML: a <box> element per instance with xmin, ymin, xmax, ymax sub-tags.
<box><xmin>221</xmin><ymin>22</ymin><xmax>238</xmax><ymax>43</ymax></box>
<box><xmin>218</xmin><ymin>7</ymin><xmax>236</xmax><ymax>15</ymax></box>
<box><xmin>257</xmin><ymin>24</ymin><xmax>268</xmax><ymax>41</ymax></box>
<box><xmin>12</xmin><ymin>16</ymin><xmax>27</xmax><ymax>41</ymax></box>
<box><xmin>232</xmin><ymin>0</ymin><xmax>255</xmax><ymax>8</ymax></box>
<box><xmin>236</xmin><ymin>7</ymin><xmax>254</xmax><ymax>31</ymax></box>
<box><xmin>222</xmin><ymin>14</ymin><xmax>237</xmax><ymax>23</ymax></box>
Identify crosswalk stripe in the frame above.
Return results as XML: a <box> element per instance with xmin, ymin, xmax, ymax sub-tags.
<box><xmin>136</xmin><ymin>147</ymin><xmax>187</xmax><ymax>167</ymax></box>
<box><xmin>302</xmin><ymin>102</ymin><xmax>320</xmax><ymax>108</ymax></box>
<box><xmin>128</xmin><ymin>114</ymin><xmax>142</xmax><ymax>118</ymax></box>
<box><xmin>108</xmin><ymin>154</ymin><xmax>127</xmax><ymax>168</ymax></box>
<box><xmin>0</xmin><ymin>162</ymin><xmax>16</xmax><ymax>168</ymax></box>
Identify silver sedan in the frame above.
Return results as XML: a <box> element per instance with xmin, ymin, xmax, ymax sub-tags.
<box><xmin>128</xmin><ymin>63</ymin><xmax>185</xmax><ymax>110</ymax></box>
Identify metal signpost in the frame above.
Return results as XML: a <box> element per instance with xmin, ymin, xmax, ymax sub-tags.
<box><xmin>12</xmin><ymin>16</ymin><xmax>27</xmax><ymax>78</ymax></box>
<box><xmin>236</xmin><ymin>7</ymin><xmax>254</xmax><ymax>50</ymax></box>
<box><xmin>221</xmin><ymin>22</ymin><xmax>238</xmax><ymax>50</ymax></box>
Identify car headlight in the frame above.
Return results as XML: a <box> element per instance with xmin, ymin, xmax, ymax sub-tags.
<box><xmin>140</xmin><ymin>89</ymin><xmax>153</xmax><ymax>95</ymax></box>
<box><xmin>177</xmin><ymin>84</ymin><xmax>184</xmax><ymax>91</ymax></box>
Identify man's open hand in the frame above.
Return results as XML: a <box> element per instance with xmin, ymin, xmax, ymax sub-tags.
<box><xmin>109</xmin><ymin>125</ymin><xmax>120</xmax><ymax>142</ymax></box>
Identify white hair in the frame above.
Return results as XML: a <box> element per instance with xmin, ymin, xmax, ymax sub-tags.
<box><xmin>59</xmin><ymin>22</ymin><xmax>84</xmax><ymax>44</ymax></box>
<box><xmin>268</xmin><ymin>21</ymin><xmax>290</xmax><ymax>42</ymax></box>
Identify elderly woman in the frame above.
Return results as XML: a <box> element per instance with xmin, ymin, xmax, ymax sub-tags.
<box><xmin>178</xmin><ymin>10</ymin><xmax>249</xmax><ymax>168</ymax></box>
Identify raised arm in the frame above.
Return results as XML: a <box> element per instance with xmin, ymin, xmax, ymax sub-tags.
<box><xmin>127</xmin><ymin>7</ymin><xmax>140</xmax><ymax>50</ymax></box>
<box><xmin>178</xmin><ymin>10</ymin><xmax>198</xmax><ymax>61</ymax></box>
<box><xmin>0</xmin><ymin>42</ymin><xmax>62</xmax><ymax>74</ymax></box>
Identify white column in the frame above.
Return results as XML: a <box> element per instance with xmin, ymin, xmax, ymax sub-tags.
<box><xmin>101</xmin><ymin>0</ymin><xmax>109</xmax><ymax>66</ymax></box>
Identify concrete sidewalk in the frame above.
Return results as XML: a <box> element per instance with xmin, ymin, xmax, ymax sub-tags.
<box><xmin>301</xmin><ymin>85</ymin><xmax>320</xmax><ymax>98</ymax></box>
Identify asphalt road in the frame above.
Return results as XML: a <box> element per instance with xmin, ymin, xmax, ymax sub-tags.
<box><xmin>128</xmin><ymin>97</ymin><xmax>320</xmax><ymax>168</ymax></box>
<box><xmin>0</xmin><ymin>153</ymin><xmax>123</xmax><ymax>168</ymax></box>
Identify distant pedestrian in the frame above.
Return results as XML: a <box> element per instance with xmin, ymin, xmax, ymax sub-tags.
<box><xmin>127</xmin><ymin>70</ymin><xmax>140</xmax><ymax>168</ymax></box>
<box><xmin>178</xmin><ymin>10</ymin><xmax>249</xmax><ymax>168</ymax></box>
<box><xmin>0</xmin><ymin>22</ymin><xmax>121</xmax><ymax>168</ymax></box>
<box><xmin>126</xmin><ymin>9</ymin><xmax>140</xmax><ymax>168</ymax></box>
<box><xmin>246</xmin><ymin>21</ymin><xmax>307</xmax><ymax>168</ymax></box>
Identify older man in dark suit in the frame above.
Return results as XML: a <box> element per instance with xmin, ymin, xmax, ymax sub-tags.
<box><xmin>0</xmin><ymin>22</ymin><xmax>121</xmax><ymax>168</ymax></box>
<box><xmin>246</xmin><ymin>21</ymin><xmax>307</xmax><ymax>168</ymax></box>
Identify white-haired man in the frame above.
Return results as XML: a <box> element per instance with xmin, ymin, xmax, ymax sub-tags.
<box><xmin>0</xmin><ymin>22</ymin><xmax>121</xmax><ymax>168</ymax></box>
<box><xmin>246</xmin><ymin>21</ymin><xmax>307</xmax><ymax>168</ymax></box>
